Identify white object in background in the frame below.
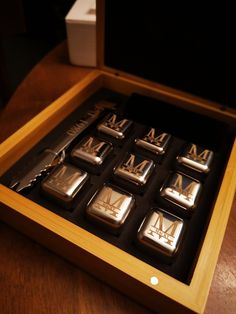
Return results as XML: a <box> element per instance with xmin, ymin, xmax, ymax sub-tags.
<box><xmin>66</xmin><ymin>0</ymin><xmax>96</xmax><ymax>67</ymax></box>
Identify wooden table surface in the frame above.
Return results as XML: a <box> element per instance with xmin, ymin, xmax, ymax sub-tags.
<box><xmin>0</xmin><ymin>42</ymin><xmax>235</xmax><ymax>314</ymax></box>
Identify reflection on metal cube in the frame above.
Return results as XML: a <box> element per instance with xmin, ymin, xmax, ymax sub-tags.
<box><xmin>136</xmin><ymin>128</ymin><xmax>171</xmax><ymax>154</ymax></box>
<box><xmin>160</xmin><ymin>172</ymin><xmax>201</xmax><ymax>210</ymax></box>
<box><xmin>41</xmin><ymin>163</ymin><xmax>88</xmax><ymax>206</ymax></box>
<box><xmin>137</xmin><ymin>209</ymin><xmax>184</xmax><ymax>257</ymax></box>
<box><xmin>114</xmin><ymin>153</ymin><xmax>154</xmax><ymax>185</ymax></box>
<box><xmin>71</xmin><ymin>136</ymin><xmax>112</xmax><ymax>165</ymax></box>
<box><xmin>97</xmin><ymin>113</ymin><xmax>132</xmax><ymax>139</ymax></box>
<box><xmin>86</xmin><ymin>185</ymin><xmax>135</xmax><ymax>232</ymax></box>
<box><xmin>177</xmin><ymin>143</ymin><xmax>214</xmax><ymax>173</ymax></box>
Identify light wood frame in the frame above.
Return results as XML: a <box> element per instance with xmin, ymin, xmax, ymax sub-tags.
<box><xmin>1</xmin><ymin>1</ymin><xmax>236</xmax><ymax>312</ymax></box>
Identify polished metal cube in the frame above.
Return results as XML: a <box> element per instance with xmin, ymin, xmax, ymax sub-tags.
<box><xmin>137</xmin><ymin>209</ymin><xmax>184</xmax><ymax>257</ymax></box>
<box><xmin>177</xmin><ymin>143</ymin><xmax>214</xmax><ymax>173</ymax></box>
<box><xmin>71</xmin><ymin>136</ymin><xmax>112</xmax><ymax>165</ymax></box>
<box><xmin>86</xmin><ymin>185</ymin><xmax>135</xmax><ymax>231</ymax></box>
<box><xmin>136</xmin><ymin>128</ymin><xmax>171</xmax><ymax>154</ymax></box>
<box><xmin>160</xmin><ymin>172</ymin><xmax>201</xmax><ymax>210</ymax></box>
<box><xmin>41</xmin><ymin>163</ymin><xmax>88</xmax><ymax>206</ymax></box>
<box><xmin>97</xmin><ymin>113</ymin><xmax>132</xmax><ymax>139</ymax></box>
<box><xmin>114</xmin><ymin>153</ymin><xmax>154</xmax><ymax>185</ymax></box>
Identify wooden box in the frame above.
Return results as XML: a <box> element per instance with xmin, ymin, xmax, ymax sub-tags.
<box><xmin>0</xmin><ymin>1</ymin><xmax>236</xmax><ymax>313</ymax></box>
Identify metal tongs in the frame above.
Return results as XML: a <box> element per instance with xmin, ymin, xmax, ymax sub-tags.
<box><xmin>10</xmin><ymin>101</ymin><xmax>115</xmax><ymax>192</ymax></box>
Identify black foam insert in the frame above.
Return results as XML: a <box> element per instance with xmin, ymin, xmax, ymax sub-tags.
<box><xmin>1</xmin><ymin>89</ymin><xmax>234</xmax><ymax>284</ymax></box>
<box><xmin>104</xmin><ymin>1</ymin><xmax>236</xmax><ymax>108</ymax></box>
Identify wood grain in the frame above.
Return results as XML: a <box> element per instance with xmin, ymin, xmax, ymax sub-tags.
<box><xmin>0</xmin><ymin>42</ymin><xmax>235</xmax><ymax>314</ymax></box>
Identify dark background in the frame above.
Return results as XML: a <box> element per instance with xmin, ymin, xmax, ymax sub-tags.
<box><xmin>0</xmin><ymin>0</ymin><xmax>75</xmax><ymax>107</ymax></box>
<box><xmin>105</xmin><ymin>1</ymin><xmax>236</xmax><ymax>109</ymax></box>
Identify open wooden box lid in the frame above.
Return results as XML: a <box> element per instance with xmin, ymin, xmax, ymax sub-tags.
<box><xmin>0</xmin><ymin>2</ymin><xmax>236</xmax><ymax>314</ymax></box>
<box><xmin>97</xmin><ymin>0</ymin><xmax>236</xmax><ymax>118</ymax></box>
